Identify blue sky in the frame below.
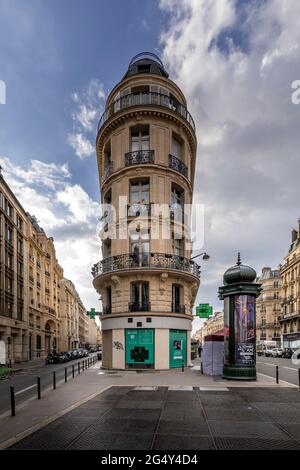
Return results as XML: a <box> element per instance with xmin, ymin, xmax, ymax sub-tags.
<box><xmin>1</xmin><ymin>0</ymin><xmax>300</xmax><ymax>333</ymax></box>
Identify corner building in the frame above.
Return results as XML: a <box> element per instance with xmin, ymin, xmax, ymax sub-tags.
<box><xmin>92</xmin><ymin>53</ymin><xmax>200</xmax><ymax>369</ymax></box>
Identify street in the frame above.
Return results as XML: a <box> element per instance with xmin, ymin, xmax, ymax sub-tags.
<box><xmin>0</xmin><ymin>354</ymin><xmax>97</xmax><ymax>416</ymax></box>
<box><xmin>256</xmin><ymin>355</ymin><xmax>300</xmax><ymax>386</ymax></box>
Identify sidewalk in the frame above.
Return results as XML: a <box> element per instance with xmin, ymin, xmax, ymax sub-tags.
<box><xmin>0</xmin><ymin>363</ymin><xmax>298</xmax><ymax>450</ymax></box>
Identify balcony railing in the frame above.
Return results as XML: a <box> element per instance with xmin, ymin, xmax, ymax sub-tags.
<box><xmin>125</xmin><ymin>150</ymin><xmax>154</xmax><ymax>166</ymax></box>
<box><xmin>171</xmin><ymin>303</ymin><xmax>186</xmax><ymax>314</ymax></box>
<box><xmin>103</xmin><ymin>305</ymin><xmax>112</xmax><ymax>315</ymax></box>
<box><xmin>127</xmin><ymin>203</ymin><xmax>151</xmax><ymax>217</ymax></box>
<box><xmin>92</xmin><ymin>252</ymin><xmax>200</xmax><ymax>279</ymax></box>
<box><xmin>102</xmin><ymin>161</ymin><xmax>113</xmax><ymax>182</ymax></box>
<box><xmin>97</xmin><ymin>92</ymin><xmax>195</xmax><ymax>132</ymax></box>
<box><xmin>128</xmin><ymin>302</ymin><xmax>151</xmax><ymax>312</ymax></box>
<box><xmin>169</xmin><ymin>154</ymin><xmax>188</xmax><ymax>178</ymax></box>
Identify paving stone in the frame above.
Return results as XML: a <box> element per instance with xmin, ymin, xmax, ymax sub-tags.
<box><xmin>115</xmin><ymin>400</ymin><xmax>164</xmax><ymax>409</ymax></box>
<box><xmin>204</xmin><ymin>408</ymin><xmax>267</xmax><ymax>422</ymax></box>
<box><xmin>107</xmin><ymin>408</ymin><xmax>161</xmax><ymax>421</ymax></box>
<box><xmin>153</xmin><ymin>435</ymin><xmax>215</xmax><ymax>450</ymax></box>
<box><xmin>215</xmin><ymin>437</ymin><xmax>300</xmax><ymax>450</ymax></box>
<box><xmin>280</xmin><ymin>424</ymin><xmax>300</xmax><ymax>441</ymax></box>
<box><xmin>157</xmin><ymin>419</ymin><xmax>210</xmax><ymax>436</ymax></box>
<box><xmin>86</xmin><ymin>418</ymin><xmax>157</xmax><ymax>434</ymax></box>
<box><xmin>68</xmin><ymin>431</ymin><xmax>153</xmax><ymax>450</ymax></box>
<box><xmin>208</xmin><ymin>420</ymin><xmax>292</xmax><ymax>440</ymax></box>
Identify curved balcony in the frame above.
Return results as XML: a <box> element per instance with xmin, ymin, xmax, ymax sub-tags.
<box><xmin>92</xmin><ymin>252</ymin><xmax>200</xmax><ymax>279</ymax></box>
<box><xmin>125</xmin><ymin>149</ymin><xmax>154</xmax><ymax>166</ymax></box>
<box><xmin>169</xmin><ymin>154</ymin><xmax>188</xmax><ymax>178</ymax></box>
<box><xmin>97</xmin><ymin>92</ymin><xmax>195</xmax><ymax>133</ymax></box>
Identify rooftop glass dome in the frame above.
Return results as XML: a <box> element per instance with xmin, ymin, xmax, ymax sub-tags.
<box><xmin>122</xmin><ymin>51</ymin><xmax>169</xmax><ymax>79</ymax></box>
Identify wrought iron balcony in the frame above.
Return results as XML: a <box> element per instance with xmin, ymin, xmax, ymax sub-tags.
<box><xmin>125</xmin><ymin>150</ymin><xmax>154</xmax><ymax>166</ymax></box>
<box><xmin>127</xmin><ymin>203</ymin><xmax>151</xmax><ymax>217</ymax></box>
<box><xmin>97</xmin><ymin>92</ymin><xmax>195</xmax><ymax>132</ymax></box>
<box><xmin>102</xmin><ymin>161</ymin><xmax>113</xmax><ymax>182</ymax></box>
<box><xmin>128</xmin><ymin>301</ymin><xmax>151</xmax><ymax>312</ymax></box>
<box><xmin>169</xmin><ymin>154</ymin><xmax>188</xmax><ymax>178</ymax></box>
<box><xmin>92</xmin><ymin>252</ymin><xmax>200</xmax><ymax>279</ymax></box>
<box><xmin>171</xmin><ymin>303</ymin><xmax>186</xmax><ymax>314</ymax></box>
<box><xmin>103</xmin><ymin>305</ymin><xmax>112</xmax><ymax>315</ymax></box>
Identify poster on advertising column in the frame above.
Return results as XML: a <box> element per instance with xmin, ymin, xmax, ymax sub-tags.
<box><xmin>234</xmin><ymin>295</ymin><xmax>255</xmax><ymax>365</ymax></box>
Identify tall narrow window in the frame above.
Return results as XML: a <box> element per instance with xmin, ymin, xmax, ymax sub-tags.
<box><xmin>130</xmin><ymin>179</ymin><xmax>150</xmax><ymax>204</ymax></box>
<box><xmin>130</xmin><ymin>228</ymin><xmax>150</xmax><ymax>267</ymax></box>
<box><xmin>172</xmin><ymin>284</ymin><xmax>182</xmax><ymax>312</ymax></box>
<box><xmin>172</xmin><ymin>134</ymin><xmax>183</xmax><ymax>160</ymax></box>
<box><xmin>130</xmin><ymin>126</ymin><xmax>149</xmax><ymax>152</ymax></box>
<box><xmin>130</xmin><ymin>282</ymin><xmax>149</xmax><ymax>311</ymax></box>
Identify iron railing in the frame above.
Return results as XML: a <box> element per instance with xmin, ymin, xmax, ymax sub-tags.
<box><xmin>171</xmin><ymin>303</ymin><xmax>186</xmax><ymax>314</ymax></box>
<box><xmin>128</xmin><ymin>302</ymin><xmax>151</xmax><ymax>312</ymax></box>
<box><xmin>97</xmin><ymin>92</ymin><xmax>195</xmax><ymax>132</ymax></box>
<box><xmin>102</xmin><ymin>161</ymin><xmax>113</xmax><ymax>182</ymax></box>
<box><xmin>169</xmin><ymin>154</ymin><xmax>188</xmax><ymax>178</ymax></box>
<box><xmin>127</xmin><ymin>203</ymin><xmax>151</xmax><ymax>217</ymax></box>
<box><xmin>125</xmin><ymin>150</ymin><xmax>154</xmax><ymax>166</ymax></box>
<box><xmin>92</xmin><ymin>252</ymin><xmax>200</xmax><ymax>279</ymax></box>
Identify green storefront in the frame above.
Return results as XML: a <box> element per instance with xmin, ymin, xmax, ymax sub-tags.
<box><xmin>169</xmin><ymin>329</ymin><xmax>187</xmax><ymax>368</ymax></box>
<box><xmin>125</xmin><ymin>329</ymin><xmax>154</xmax><ymax>369</ymax></box>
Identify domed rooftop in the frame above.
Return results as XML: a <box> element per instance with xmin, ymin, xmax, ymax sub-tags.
<box><xmin>122</xmin><ymin>52</ymin><xmax>169</xmax><ymax>80</ymax></box>
<box><xmin>223</xmin><ymin>253</ymin><xmax>257</xmax><ymax>285</ymax></box>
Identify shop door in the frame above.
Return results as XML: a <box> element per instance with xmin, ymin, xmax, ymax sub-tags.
<box><xmin>169</xmin><ymin>330</ymin><xmax>187</xmax><ymax>368</ymax></box>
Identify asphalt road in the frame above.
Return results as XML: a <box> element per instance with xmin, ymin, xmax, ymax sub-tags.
<box><xmin>0</xmin><ymin>354</ymin><xmax>98</xmax><ymax>416</ymax></box>
<box><xmin>256</xmin><ymin>355</ymin><xmax>300</xmax><ymax>386</ymax></box>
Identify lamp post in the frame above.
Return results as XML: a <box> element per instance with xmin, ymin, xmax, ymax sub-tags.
<box><xmin>191</xmin><ymin>252</ymin><xmax>210</xmax><ymax>261</ymax></box>
<box><xmin>218</xmin><ymin>253</ymin><xmax>262</xmax><ymax>381</ymax></box>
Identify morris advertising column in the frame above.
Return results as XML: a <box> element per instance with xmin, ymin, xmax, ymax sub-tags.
<box><xmin>218</xmin><ymin>254</ymin><xmax>262</xmax><ymax>380</ymax></box>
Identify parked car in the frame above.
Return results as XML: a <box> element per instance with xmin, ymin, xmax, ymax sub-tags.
<box><xmin>263</xmin><ymin>347</ymin><xmax>274</xmax><ymax>357</ymax></box>
<box><xmin>271</xmin><ymin>348</ymin><xmax>283</xmax><ymax>358</ymax></box>
<box><xmin>282</xmin><ymin>348</ymin><xmax>294</xmax><ymax>359</ymax></box>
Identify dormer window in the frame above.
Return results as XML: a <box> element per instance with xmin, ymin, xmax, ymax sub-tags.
<box><xmin>137</xmin><ymin>64</ymin><xmax>151</xmax><ymax>73</ymax></box>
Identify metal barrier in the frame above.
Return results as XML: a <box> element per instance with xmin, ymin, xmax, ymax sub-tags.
<box><xmin>9</xmin><ymin>354</ymin><xmax>98</xmax><ymax>417</ymax></box>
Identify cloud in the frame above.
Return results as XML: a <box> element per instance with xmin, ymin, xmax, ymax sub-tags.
<box><xmin>67</xmin><ymin>133</ymin><xmax>94</xmax><ymax>159</ymax></box>
<box><xmin>56</xmin><ymin>184</ymin><xmax>100</xmax><ymax>224</ymax></box>
<box><xmin>68</xmin><ymin>78</ymin><xmax>106</xmax><ymax>158</ymax></box>
<box><xmin>159</xmin><ymin>0</ymin><xmax>300</xmax><ymax>331</ymax></box>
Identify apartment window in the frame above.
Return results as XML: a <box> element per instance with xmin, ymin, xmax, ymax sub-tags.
<box><xmin>5</xmin><ymin>301</ymin><xmax>13</xmax><ymax>318</ymax></box>
<box><xmin>16</xmin><ymin>215</ymin><xmax>23</xmax><ymax>231</ymax></box>
<box><xmin>5</xmin><ymin>200</ymin><xmax>13</xmax><ymax>218</ymax></box>
<box><xmin>17</xmin><ymin>237</ymin><xmax>23</xmax><ymax>255</ymax></box>
<box><xmin>172</xmin><ymin>284</ymin><xmax>182</xmax><ymax>311</ymax></box>
<box><xmin>130</xmin><ymin>126</ymin><xmax>150</xmax><ymax>152</ymax></box>
<box><xmin>130</xmin><ymin>282</ymin><xmax>149</xmax><ymax>311</ymax></box>
<box><xmin>172</xmin><ymin>134</ymin><xmax>183</xmax><ymax>160</ymax></box>
<box><xmin>104</xmin><ymin>140</ymin><xmax>111</xmax><ymax>169</ymax></box>
<box><xmin>172</xmin><ymin>233</ymin><xmax>184</xmax><ymax>257</ymax></box>
<box><xmin>17</xmin><ymin>304</ymin><xmax>23</xmax><ymax>321</ymax></box>
<box><xmin>36</xmin><ymin>335</ymin><xmax>41</xmax><ymax>349</ymax></box>
<box><xmin>129</xmin><ymin>179</ymin><xmax>150</xmax><ymax>204</ymax></box>
<box><xmin>171</xmin><ymin>184</ymin><xmax>184</xmax><ymax>207</ymax></box>
<box><xmin>6</xmin><ymin>253</ymin><xmax>13</xmax><ymax>269</ymax></box>
<box><xmin>17</xmin><ymin>260</ymin><xmax>23</xmax><ymax>277</ymax></box>
<box><xmin>17</xmin><ymin>283</ymin><xmax>23</xmax><ymax>299</ymax></box>
<box><xmin>6</xmin><ymin>224</ymin><xmax>13</xmax><ymax>243</ymax></box>
<box><xmin>103</xmin><ymin>239</ymin><xmax>111</xmax><ymax>258</ymax></box>
<box><xmin>6</xmin><ymin>277</ymin><xmax>13</xmax><ymax>293</ymax></box>
<box><xmin>130</xmin><ymin>229</ymin><xmax>150</xmax><ymax>267</ymax></box>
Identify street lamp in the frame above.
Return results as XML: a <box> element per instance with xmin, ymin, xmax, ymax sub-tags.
<box><xmin>190</xmin><ymin>252</ymin><xmax>210</xmax><ymax>261</ymax></box>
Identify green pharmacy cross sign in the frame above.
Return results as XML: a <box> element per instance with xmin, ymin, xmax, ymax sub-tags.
<box><xmin>87</xmin><ymin>308</ymin><xmax>101</xmax><ymax>319</ymax></box>
<box><xmin>196</xmin><ymin>304</ymin><xmax>213</xmax><ymax>318</ymax></box>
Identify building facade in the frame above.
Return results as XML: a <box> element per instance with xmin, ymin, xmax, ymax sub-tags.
<box><xmin>193</xmin><ymin>311</ymin><xmax>224</xmax><ymax>345</ymax></box>
<box><xmin>0</xmin><ymin>174</ymin><xmax>29</xmax><ymax>363</ymax></box>
<box><xmin>256</xmin><ymin>267</ymin><xmax>281</xmax><ymax>346</ymax></box>
<box><xmin>280</xmin><ymin>222</ymin><xmax>300</xmax><ymax>349</ymax></box>
<box><xmin>92</xmin><ymin>52</ymin><xmax>200</xmax><ymax>369</ymax></box>
<box><xmin>0</xmin><ymin>172</ymin><xmax>89</xmax><ymax>363</ymax></box>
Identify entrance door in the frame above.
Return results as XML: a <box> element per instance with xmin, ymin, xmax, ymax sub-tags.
<box><xmin>169</xmin><ymin>329</ymin><xmax>187</xmax><ymax>368</ymax></box>
<box><xmin>125</xmin><ymin>329</ymin><xmax>154</xmax><ymax>369</ymax></box>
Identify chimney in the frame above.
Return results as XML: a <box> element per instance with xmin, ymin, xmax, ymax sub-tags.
<box><xmin>292</xmin><ymin>229</ymin><xmax>298</xmax><ymax>243</ymax></box>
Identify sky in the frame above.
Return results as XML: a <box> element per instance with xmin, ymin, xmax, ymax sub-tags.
<box><xmin>0</xmin><ymin>0</ymin><xmax>300</xmax><ymax>333</ymax></box>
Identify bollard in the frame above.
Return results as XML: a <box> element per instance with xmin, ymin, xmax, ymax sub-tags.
<box><xmin>181</xmin><ymin>359</ymin><xmax>184</xmax><ymax>372</ymax></box>
<box><xmin>298</xmin><ymin>369</ymin><xmax>300</xmax><ymax>391</ymax></box>
<box><xmin>10</xmin><ymin>385</ymin><xmax>15</xmax><ymax>417</ymax></box>
<box><xmin>72</xmin><ymin>364</ymin><xmax>75</xmax><ymax>378</ymax></box>
<box><xmin>65</xmin><ymin>367</ymin><xmax>68</xmax><ymax>383</ymax></box>
<box><xmin>200</xmin><ymin>362</ymin><xmax>203</xmax><ymax>375</ymax></box>
<box><xmin>276</xmin><ymin>365</ymin><xmax>279</xmax><ymax>384</ymax></box>
<box><xmin>78</xmin><ymin>362</ymin><xmax>80</xmax><ymax>375</ymax></box>
<box><xmin>83</xmin><ymin>360</ymin><xmax>85</xmax><ymax>371</ymax></box>
<box><xmin>53</xmin><ymin>371</ymin><xmax>56</xmax><ymax>390</ymax></box>
<box><xmin>37</xmin><ymin>376</ymin><xmax>41</xmax><ymax>399</ymax></box>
